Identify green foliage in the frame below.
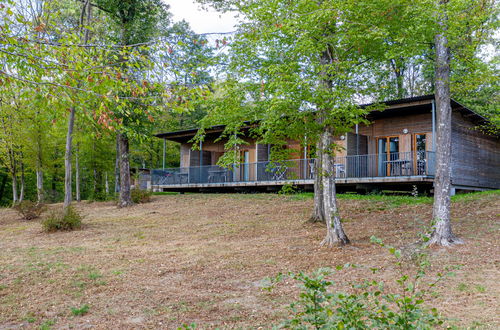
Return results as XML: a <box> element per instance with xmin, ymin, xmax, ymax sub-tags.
<box><xmin>42</xmin><ymin>206</ymin><xmax>82</xmax><ymax>232</ymax></box>
<box><xmin>39</xmin><ymin>319</ymin><xmax>55</xmax><ymax>330</ymax></box>
<box><xmin>131</xmin><ymin>188</ymin><xmax>152</xmax><ymax>204</ymax></box>
<box><xmin>13</xmin><ymin>201</ymin><xmax>46</xmax><ymax>220</ymax></box>
<box><xmin>278</xmin><ymin>184</ymin><xmax>298</xmax><ymax>195</ymax></box>
<box><xmin>265</xmin><ymin>237</ymin><xmax>460</xmax><ymax>329</ymax></box>
<box><xmin>70</xmin><ymin>304</ymin><xmax>90</xmax><ymax>316</ymax></box>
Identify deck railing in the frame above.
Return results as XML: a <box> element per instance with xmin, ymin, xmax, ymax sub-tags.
<box><xmin>151</xmin><ymin>151</ymin><xmax>435</xmax><ymax>186</ymax></box>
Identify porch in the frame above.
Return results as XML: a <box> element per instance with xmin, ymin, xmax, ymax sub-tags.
<box><xmin>151</xmin><ymin>151</ymin><xmax>436</xmax><ymax>192</ymax></box>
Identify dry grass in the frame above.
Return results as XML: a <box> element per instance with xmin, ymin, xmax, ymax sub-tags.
<box><xmin>0</xmin><ymin>192</ymin><xmax>499</xmax><ymax>329</ymax></box>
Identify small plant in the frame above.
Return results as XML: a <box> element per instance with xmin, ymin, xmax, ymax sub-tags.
<box><xmin>265</xmin><ymin>237</ymin><xmax>458</xmax><ymax>329</ymax></box>
<box><xmin>131</xmin><ymin>188</ymin><xmax>152</xmax><ymax>204</ymax></box>
<box><xmin>475</xmin><ymin>285</ymin><xmax>486</xmax><ymax>293</ymax></box>
<box><xmin>70</xmin><ymin>304</ymin><xmax>89</xmax><ymax>316</ymax></box>
<box><xmin>13</xmin><ymin>201</ymin><xmax>46</xmax><ymax>220</ymax></box>
<box><xmin>278</xmin><ymin>183</ymin><xmax>298</xmax><ymax>195</ymax></box>
<box><xmin>411</xmin><ymin>185</ymin><xmax>419</xmax><ymax>197</ymax></box>
<box><xmin>42</xmin><ymin>206</ymin><xmax>82</xmax><ymax>232</ymax></box>
<box><xmin>39</xmin><ymin>319</ymin><xmax>55</xmax><ymax>330</ymax></box>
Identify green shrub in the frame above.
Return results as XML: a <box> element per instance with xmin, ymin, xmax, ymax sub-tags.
<box><xmin>13</xmin><ymin>201</ymin><xmax>46</xmax><ymax>220</ymax></box>
<box><xmin>42</xmin><ymin>206</ymin><xmax>82</xmax><ymax>232</ymax></box>
<box><xmin>278</xmin><ymin>183</ymin><xmax>298</xmax><ymax>195</ymax></box>
<box><xmin>131</xmin><ymin>188</ymin><xmax>152</xmax><ymax>204</ymax></box>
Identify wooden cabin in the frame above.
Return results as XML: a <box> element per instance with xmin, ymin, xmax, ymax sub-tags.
<box><xmin>153</xmin><ymin>95</ymin><xmax>500</xmax><ymax>194</ymax></box>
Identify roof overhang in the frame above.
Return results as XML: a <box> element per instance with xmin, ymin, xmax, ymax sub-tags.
<box><xmin>156</xmin><ymin>95</ymin><xmax>491</xmax><ymax>143</ymax></box>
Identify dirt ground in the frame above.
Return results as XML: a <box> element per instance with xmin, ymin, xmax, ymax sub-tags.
<box><xmin>0</xmin><ymin>192</ymin><xmax>499</xmax><ymax>329</ymax></box>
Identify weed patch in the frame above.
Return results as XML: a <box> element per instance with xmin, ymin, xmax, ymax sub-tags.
<box><xmin>70</xmin><ymin>304</ymin><xmax>89</xmax><ymax>316</ymax></box>
<box><xmin>42</xmin><ymin>206</ymin><xmax>82</xmax><ymax>232</ymax></box>
<box><xmin>13</xmin><ymin>201</ymin><xmax>46</xmax><ymax>220</ymax></box>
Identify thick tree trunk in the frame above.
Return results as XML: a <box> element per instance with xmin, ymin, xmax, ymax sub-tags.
<box><xmin>63</xmin><ymin>107</ymin><xmax>76</xmax><ymax>210</ymax></box>
<box><xmin>115</xmin><ymin>135</ymin><xmax>120</xmax><ymax>194</ymax></box>
<box><xmin>320</xmin><ymin>129</ymin><xmax>350</xmax><ymax>246</ymax></box>
<box><xmin>75</xmin><ymin>145</ymin><xmax>81</xmax><ymax>202</ymax></box>
<box><xmin>310</xmin><ymin>138</ymin><xmax>325</xmax><ymax>222</ymax></box>
<box><xmin>428</xmin><ymin>3</ymin><xmax>462</xmax><ymax>246</ymax></box>
<box><xmin>118</xmin><ymin>132</ymin><xmax>133</xmax><ymax>207</ymax></box>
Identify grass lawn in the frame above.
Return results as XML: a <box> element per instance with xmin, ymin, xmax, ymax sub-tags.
<box><xmin>0</xmin><ymin>191</ymin><xmax>499</xmax><ymax>328</ymax></box>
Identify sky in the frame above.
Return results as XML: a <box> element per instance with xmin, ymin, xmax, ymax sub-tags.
<box><xmin>163</xmin><ymin>0</ymin><xmax>239</xmax><ymax>34</ymax></box>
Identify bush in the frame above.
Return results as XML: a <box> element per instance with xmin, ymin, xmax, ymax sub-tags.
<box><xmin>131</xmin><ymin>188</ymin><xmax>152</xmax><ymax>204</ymax></box>
<box><xmin>42</xmin><ymin>206</ymin><xmax>82</xmax><ymax>232</ymax></box>
<box><xmin>13</xmin><ymin>200</ymin><xmax>46</xmax><ymax>220</ymax></box>
<box><xmin>278</xmin><ymin>183</ymin><xmax>298</xmax><ymax>195</ymax></box>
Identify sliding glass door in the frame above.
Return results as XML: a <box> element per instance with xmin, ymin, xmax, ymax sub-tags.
<box><xmin>377</xmin><ymin>136</ymin><xmax>400</xmax><ymax>176</ymax></box>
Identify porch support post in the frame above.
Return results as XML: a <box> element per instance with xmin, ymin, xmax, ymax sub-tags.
<box><xmin>162</xmin><ymin>138</ymin><xmax>166</xmax><ymax>170</ymax></box>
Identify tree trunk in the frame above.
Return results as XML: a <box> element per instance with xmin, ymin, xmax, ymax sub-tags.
<box><xmin>9</xmin><ymin>149</ymin><xmax>18</xmax><ymax>205</ymax></box>
<box><xmin>63</xmin><ymin>107</ymin><xmax>76</xmax><ymax>210</ymax></box>
<box><xmin>118</xmin><ymin>132</ymin><xmax>133</xmax><ymax>207</ymax></box>
<box><xmin>36</xmin><ymin>169</ymin><xmax>44</xmax><ymax>203</ymax></box>
<box><xmin>19</xmin><ymin>162</ymin><xmax>25</xmax><ymax>202</ymax></box>
<box><xmin>428</xmin><ymin>2</ymin><xmax>462</xmax><ymax>246</ymax></box>
<box><xmin>11</xmin><ymin>171</ymin><xmax>18</xmax><ymax>205</ymax></box>
<box><xmin>115</xmin><ymin>135</ymin><xmax>120</xmax><ymax>194</ymax></box>
<box><xmin>310</xmin><ymin>138</ymin><xmax>325</xmax><ymax>222</ymax></box>
<box><xmin>320</xmin><ymin>129</ymin><xmax>349</xmax><ymax>246</ymax></box>
<box><xmin>390</xmin><ymin>58</ymin><xmax>405</xmax><ymax>99</ymax></box>
<box><xmin>105</xmin><ymin>172</ymin><xmax>109</xmax><ymax>196</ymax></box>
<box><xmin>75</xmin><ymin>144</ymin><xmax>81</xmax><ymax>202</ymax></box>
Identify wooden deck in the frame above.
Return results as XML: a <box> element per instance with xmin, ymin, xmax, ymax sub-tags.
<box><xmin>154</xmin><ymin>175</ymin><xmax>435</xmax><ymax>192</ymax></box>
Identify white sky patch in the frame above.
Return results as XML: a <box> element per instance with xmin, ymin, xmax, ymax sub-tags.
<box><xmin>163</xmin><ymin>0</ymin><xmax>238</xmax><ymax>34</ymax></box>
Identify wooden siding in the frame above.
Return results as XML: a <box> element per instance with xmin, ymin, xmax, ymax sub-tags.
<box><xmin>180</xmin><ymin>144</ymin><xmax>190</xmax><ymax>168</ymax></box>
<box><xmin>450</xmin><ymin>112</ymin><xmax>500</xmax><ymax>189</ymax></box>
<box><xmin>358</xmin><ymin>112</ymin><xmax>433</xmax><ymax>154</ymax></box>
<box><xmin>357</xmin><ymin>112</ymin><xmax>432</xmax><ymax>137</ymax></box>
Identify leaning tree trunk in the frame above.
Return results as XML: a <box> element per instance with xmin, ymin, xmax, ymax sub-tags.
<box><xmin>310</xmin><ymin>138</ymin><xmax>326</xmax><ymax>222</ymax></box>
<box><xmin>118</xmin><ymin>132</ymin><xmax>133</xmax><ymax>207</ymax></box>
<box><xmin>63</xmin><ymin>107</ymin><xmax>76</xmax><ymax>210</ymax></box>
<box><xmin>428</xmin><ymin>2</ymin><xmax>462</xmax><ymax>246</ymax></box>
<box><xmin>320</xmin><ymin>129</ymin><xmax>350</xmax><ymax>246</ymax></box>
